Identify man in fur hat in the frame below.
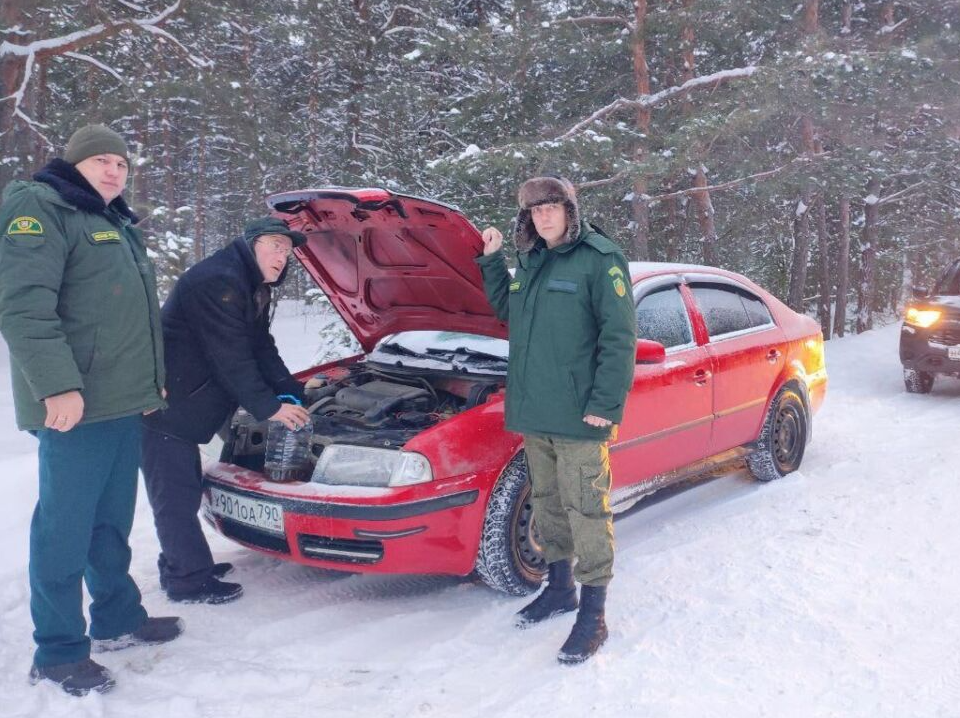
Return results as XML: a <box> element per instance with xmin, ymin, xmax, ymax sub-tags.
<box><xmin>476</xmin><ymin>176</ymin><xmax>636</xmax><ymax>663</ymax></box>
<box><xmin>0</xmin><ymin>124</ymin><xmax>182</xmax><ymax>696</ymax></box>
<box><xmin>140</xmin><ymin>216</ymin><xmax>310</xmax><ymax>605</ymax></box>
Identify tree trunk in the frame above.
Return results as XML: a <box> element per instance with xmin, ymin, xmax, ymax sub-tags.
<box><xmin>841</xmin><ymin>1</ymin><xmax>853</xmax><ymax>34</ymax></box>
<box><xmin>692</xmin><ymin>166</ymin><xmax>718</xmax><ymax>266</ymax></box>
<box><xmin>803</xmin><ymin>0</ymin><xmax>819</xmax><ymax>35</ymax></box>
<box><xmin>0</xmin><ymin>0</ymin><xmax>27</xmax><ymax>171</ymax></box>
<box><xmin>663</xmin><ymin>190</ymin><xmax>686</xmax><ymax>262</ymax></box>
<box><xmin>630</xmin><ymin>0</ymin><xmax>651</xmax><ymax>260</ymax></box>
<box><xmin>857</xmin><ymin>178</ymin><xmax>881</xmax><ymax>333</ymax></box>
<box><xmin>679</xmin><ymin>0</ymin><xmax>695</xmax><ymax>114</ymax></box>
<box><xmin>833</xmin><ymin>196</ymin><xmax>851</xmax><ymax>337</ymax></box>
<box><xmin>787</xmin><ymin>116</ymin><xmax>817</xmax><ymax>311</ymax></box>
<box><xmin>788</xmin><ymin>186</ymin><xmax>813</xmax><ymax>311</ymax></box>
<box><xmin>816</xmin><ymin>195</ymin><xmax>831</xmax><ymax>339</ymax></box>
<box><xmin>195</xmin><ymin>119</ymin><xmax>207</xmax><ymax>263</ymax></box>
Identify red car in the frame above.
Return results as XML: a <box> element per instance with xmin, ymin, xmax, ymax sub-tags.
<box><xmin>201</xmin><ymin>188</ymin><xmax>828</xmax><ymax>595</ymax></box>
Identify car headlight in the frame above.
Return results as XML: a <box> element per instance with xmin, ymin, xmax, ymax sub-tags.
<box><xmin>311</xmin><ymin>445</ymin><xmax>433</xmax><ymax>487</ymax></box>
<box><xmin>905</xmin><ymin>307</ymin><xmax>941</xmax><ymax>328</ymax></box>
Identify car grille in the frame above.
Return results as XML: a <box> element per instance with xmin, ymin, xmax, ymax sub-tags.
<box><xmin>220</xmin><ymin>519</ymin><xmax>291</xmax><ymax>554</ymax></box>
<box><xmin>929</xmin><ymin>322</ymin><xmax>960</xmax><ymax>345</ymax></box>
<box><xmin>297</xmin><ymin>535</ymin><xmax>384</xmax><ymax>564</ymax></box>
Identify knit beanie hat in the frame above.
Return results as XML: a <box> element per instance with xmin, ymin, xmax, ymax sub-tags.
<box><xmin>64</xmin><ymin>124</ymin><xmax>129</xmax><ymax>164</ymax></box>
<box><xmin>243</xmin><ymin>216</ymin><xmax>307</xmax><ymax>248</ymax></box>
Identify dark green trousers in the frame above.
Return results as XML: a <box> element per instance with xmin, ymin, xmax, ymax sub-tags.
<box><xmin>523</xmin><ymin>433</ymin><xmax>614</xmax><ymax>586</ymax></box>
<box><xmin>30</xmin><ymin>415</ymin><xmax>147</xmax><ymax>666</ymax></box>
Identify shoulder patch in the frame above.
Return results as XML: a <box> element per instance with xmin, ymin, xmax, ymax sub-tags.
<box><xmin>91</xmin><ymin>230</ymin><xmax>121</xmax><ymax>242</ymax></box>
<box><xmin>612</xmin><ymin>277</ymin><xmax>627</xmax><ymax>297</ymax></box>
<box><xmin>7</xmin><ymin>216</ymin><xmax>43</xmax><ymax>235</ymax></box>
<box><xmin>608</xmin><ymin>266</ymin><xmax>624</xmax><ymax>278</ymax></box>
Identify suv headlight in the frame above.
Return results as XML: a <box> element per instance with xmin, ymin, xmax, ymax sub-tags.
<box><xmin>905</xmin><ymin>307</ymin><xmax>941</xmax><ymax>328</ymax></box>
<box><xmin>311</xmin><ymin>445</ymin><xmax>433</xmax><ymax>487</ymax></box>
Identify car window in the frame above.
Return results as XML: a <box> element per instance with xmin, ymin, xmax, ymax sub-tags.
<box><xmin>690</xmin><ymin>283</ymin><xmax>772</xmax><ymax>339</ymax></box>
<box><xmin>741</xmin><ymin>291</ymin><xmax>774</xmax><ymax>328</ymax></box>
<box><xmin>635</xmin><ymin>286</ymin><xmax>692</xmax><ymax>349</ymax></box>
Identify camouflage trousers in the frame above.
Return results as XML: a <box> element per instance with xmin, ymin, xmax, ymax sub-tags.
<box><xmin>523</xmin><ymin>433</ymin><xmax>614</xmax><ymax>587</ymax></box>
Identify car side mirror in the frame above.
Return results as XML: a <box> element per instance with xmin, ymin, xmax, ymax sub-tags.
<box><xmin>910</xmin><ymin>285</ymin><xmax>928</xmax><ymax>299</ymax></box>
<box><xmin>636</xmin><ymin>339</ymin><xmax>666</xmax><ymax>365</ymax></box>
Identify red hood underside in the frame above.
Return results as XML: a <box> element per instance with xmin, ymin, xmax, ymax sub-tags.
<box><xmin>268</xmin><ymin>188</ymin><xmax>508</xmax><ymax>352</ymax></box>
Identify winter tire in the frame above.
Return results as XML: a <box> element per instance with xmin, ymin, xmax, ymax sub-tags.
<box><xmin>746</xmin><ymin>386</ymin><xmax>808</xmax><ymax>482</ymax></box>
<box><xmin>903</xmin><ymin>368</ymin><xmax>934</xmax><ymax>394</ymax></box>
<box><xmin>474</xmin><ymin>453</ymin><xmax>546</xmax><ymax>595</ymax></box>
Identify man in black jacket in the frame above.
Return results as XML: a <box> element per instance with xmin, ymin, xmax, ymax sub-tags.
<box><xmin>142</xmin><ymin>217</ymin><xmax>310</xmax><ymax>604</ymax></box>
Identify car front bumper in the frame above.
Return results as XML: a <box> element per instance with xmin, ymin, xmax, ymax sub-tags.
<box><xmin>201</xmin><ymin>462</ymin><xmax>490</xmax><ymax>576</ymax></box>
<box><xmin>900</xmin><ymin>323</ymin><xmax>960</xmax><ymax>375</ymax></box>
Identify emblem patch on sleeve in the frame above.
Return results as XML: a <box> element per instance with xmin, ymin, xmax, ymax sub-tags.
<box><xmin>7</xmin><ymin>216</ymin><xmax>43</xmax><ymax>235</ymax></box>
<box><xmin>91</xmin><ymin>230</ymin><xmax>121</xmax><ymax>242</ymax></box>
<box><xmin>608</xmin><ymin>266</ymin><xmax>624</xmax><ymax>278</ymax></box>
<box><xmin>613</xmin><ymin>277</ymin><xmax>627</xmax><ymax>297</ymax></box>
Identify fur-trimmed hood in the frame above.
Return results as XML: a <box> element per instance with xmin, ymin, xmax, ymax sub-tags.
<box><xmin>33</xmin><ymin>158</ymin><xmax>139</xmax><ymax>224</ymax></box>
<box><xmin>514</xmin><ymin>175</ymin><xmax>580</xmax><ymax>253</ymax></box>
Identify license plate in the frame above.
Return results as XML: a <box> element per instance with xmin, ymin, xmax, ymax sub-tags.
<box><xmin>950</xmin><ymin>346</ymin><xmax>960</xmax><ymax>361</ymax></box>
<box><xmin>209</xmin><ymin>487</ymin><xmax>284</xmax><ymax>534</ymax></box>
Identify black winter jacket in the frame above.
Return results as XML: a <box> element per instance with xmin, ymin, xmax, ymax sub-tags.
<box><xmin>144</xmin><ymin>238</ymin><xmax>303</xmax><ymax>443</ymax></box>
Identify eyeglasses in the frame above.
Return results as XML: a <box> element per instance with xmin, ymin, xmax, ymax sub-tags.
<box><xmin>256</xmin><ymin>238</ymin><xmax>295</xmax><ymax>258</ymax></box>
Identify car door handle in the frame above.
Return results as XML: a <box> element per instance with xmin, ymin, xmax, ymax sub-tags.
<box><xmin>692</xmin><ymin>369</ymin><xmax>711</xmax><ymax>386</ymax></box>
<box><xmin>766</xmin><ymin>349</ymin><xmax>782</xmax><ymax>364</ymax></box>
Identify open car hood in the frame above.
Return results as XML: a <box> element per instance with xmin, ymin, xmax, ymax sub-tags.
<box><xmin>268</xmin><ymin>188</ymin><xmax>508</xmax><ymax>352</ymax></box>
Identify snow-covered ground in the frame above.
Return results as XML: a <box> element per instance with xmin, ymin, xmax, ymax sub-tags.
<box><xmin>1</xmin><ymin>316</ymin><xmax>958</xmax><ymax>717</ymax></box>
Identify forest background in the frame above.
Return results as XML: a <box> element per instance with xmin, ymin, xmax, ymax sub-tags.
<box><xmin>1</xmin><ymin>0</ymin><xmax>958</xmax><ymax>339</ymax></box>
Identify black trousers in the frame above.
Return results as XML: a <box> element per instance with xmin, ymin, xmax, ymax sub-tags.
<box><xmin>141</xmin><ymin>423</ymin><xmax>215</xmax><ymax>593</ymax></box>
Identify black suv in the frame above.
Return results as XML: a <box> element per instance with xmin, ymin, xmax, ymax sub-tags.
<box><xmin>900</xmin><ymin>258</ymin><xmax>960</xmax><ymax>393</ymax></box>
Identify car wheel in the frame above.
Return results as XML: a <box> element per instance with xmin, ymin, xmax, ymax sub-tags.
<box><xmin>746</xmin><ymin>386</ymin><xmax>808</xmax><ymax>482</ymax></box>
<box><xmin>474</xmin><ymin>453</ymin><xmax>546</xmax><ymax>596</ymax></box>
<box><xmin>903</xmin><ymin>368</ymin><xmax>934</xmax><ymax>394</ymax></box>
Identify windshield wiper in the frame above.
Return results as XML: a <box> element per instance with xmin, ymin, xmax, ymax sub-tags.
<box><xmin>427</xmin><ymin>346</ymin><xmax>507</xmax><ymax>363</ymax></box>
<box><xmin>378</xmin><ymin>342</ymin><xmax>432</xmax><ymax>359</ymax></box>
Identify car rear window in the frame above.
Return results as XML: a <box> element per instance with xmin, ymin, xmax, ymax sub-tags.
<box><xmin>635</xmin><ymin>286</ymin><xmax>692</xmax><ymax>349</ymax></box>
<box><xmin>690</xmin><ymin>283</ymin><xmax>773</xmax><ymax>339</ymax></box>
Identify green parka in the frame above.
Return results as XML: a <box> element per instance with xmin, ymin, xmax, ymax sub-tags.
<box><xmin>476</xmin><ymin>220</ymin><xmax>636</xmax><ymax>441</ymax></box>
<box><xmin>0</xmin><ymin>164</ymin><xmax>165</xmax><ymax>431</ymax></box>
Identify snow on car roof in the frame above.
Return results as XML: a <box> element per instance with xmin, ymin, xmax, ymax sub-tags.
<box><xmin>628</xmin><ymin>261</ymin><xmax>717</xmax><ymax>279</ymax></box>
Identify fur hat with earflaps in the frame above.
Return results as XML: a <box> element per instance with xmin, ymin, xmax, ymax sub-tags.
<box><xmin>514</xmin><ymin>175</ymin><xmax>580</xmax><ymax>252</ymax></box>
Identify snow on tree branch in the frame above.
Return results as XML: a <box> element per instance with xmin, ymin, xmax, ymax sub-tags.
<box><xmin>876</xmin><ymin>181</ymin><xmax>926</xmax><ymax>207</ymax></box>
<box><xmin>643</xmin><ymin>154</ymin><xmax>825</xmax><ymax>203</ymax></box>
<box><xmin>552</xmin><ymin>16</ymin><xmax>634</xmax><ymax>31</ymax></box>
<box><xmin>378</xmin><ymin>4</ymin><xmax>434</xmax><ymax>37</ymax></box>
<box><xmin>1</xmin><ymin>1</ymin><xmax>209</xmax><ymax>138</ymax></box>
<box><xmin>555</xmin><ymin>66</ymin><xmax>757</xmax><ymax>141</ymax></box>
<box><xmin>63</xmin><ymin>51</ymin><xmax>126</xmax><ymax>83</ymax></box>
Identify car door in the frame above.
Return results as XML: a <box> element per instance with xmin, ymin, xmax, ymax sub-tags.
<box><xmin>687</xmin><ymin>279</ymin><xmax>787</xmax><ymax>454</ymax></box>
<box><xmin>610</xmin><ymin>278</ymin><xmax>715</xmax><ymax>492</ymax></box>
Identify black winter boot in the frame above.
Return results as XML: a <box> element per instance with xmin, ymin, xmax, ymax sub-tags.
<box><xmin>514</xmin><ymin>560</ymin><xmax>578</xmax><ymax>629</ymax></box>
<box><xmin>167</xmin><ymin>576</ymin><xmax>243</xmax><ymax>604</ymax></box>
<box><xmin>29</xmin><ymin>658</ymin><xmax>116</xmax><ymax>696</ymax></box>
<box><xmin>92</xmin><ymin>616</ymin><xmax>185</xmax><ymax>652</ymax></box>
<box><xmin>557</xmin><ymin>584</ymin><xmax>608</xmax><ymax>664</ymax></box>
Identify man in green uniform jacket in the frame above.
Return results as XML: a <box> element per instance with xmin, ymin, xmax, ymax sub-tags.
<box><xmin>476</xmin><ymin>175</ymin><xmax>636</xmax><ymax>664</ymax></box>
<box><xmin>0</xmin><ymin>124</ymin><xmax>182</xmax><ymax>696</ymax></box>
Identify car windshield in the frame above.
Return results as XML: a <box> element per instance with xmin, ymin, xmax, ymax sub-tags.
<box><xmin>370</xmin><ymin>331</ymin><xmax>508</xmax><ymax>373</ymax></box>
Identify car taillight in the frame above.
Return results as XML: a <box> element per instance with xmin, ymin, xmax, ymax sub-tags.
<box><xmin>905</xmin><ymin>307</ymin><xmax>942</xmax><ymax>328</ymax></box>
<box><xmin>804</xmin><ymin>335</ymin><xmax>825</xmax><ymax>371</ymax></box>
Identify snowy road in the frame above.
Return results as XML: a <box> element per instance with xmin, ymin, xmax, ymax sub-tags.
<box><xmin>1</xmin><ymin>320</ymin><xmax>958</xmax><ymax>717</ymax></box>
